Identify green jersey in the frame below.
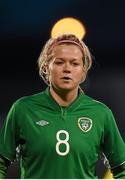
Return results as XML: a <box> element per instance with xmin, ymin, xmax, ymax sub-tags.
<box><xmin>0</xmin><ymin>88</ymin><xmax>125</xmax><ymax>179</ymax></box>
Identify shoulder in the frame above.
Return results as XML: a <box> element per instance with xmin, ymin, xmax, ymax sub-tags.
<box><xmin>83</xmin><ymin>93</ymin><xmax>113</xmax><ymax>115</ymax></box>
<box><xmin>83</xmin><ymin>95</ymin><xmax>116</xmax><ymax>127</ymax></box>
<box><xmin>12</xmin><ymin>91</ymin><xmax>46</xmax><ymax>110</ymax></box>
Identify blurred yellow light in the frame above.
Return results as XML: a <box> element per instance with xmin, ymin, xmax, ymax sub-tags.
<box><xmin>51</xmin><ymin>17</ymin><xmax>86</xmax><ymax>40</ymax></box>
<box><xmin>103</xmin><ymin>169</ymin><xmax>113</xmax><ymax>179</ymax></box>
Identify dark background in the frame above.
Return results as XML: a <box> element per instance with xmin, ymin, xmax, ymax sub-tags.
<box><xmin>0</xmin><ymin>0</ymin><xmax>125</xmax><ymax>178</ymax></box>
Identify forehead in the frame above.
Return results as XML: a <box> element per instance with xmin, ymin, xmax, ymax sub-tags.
<box><xmin>52</xmin><ymin>43</ymin><xmax>83</xmax><ymax>58</ymax></box>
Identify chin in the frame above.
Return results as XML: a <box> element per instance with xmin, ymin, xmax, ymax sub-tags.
<box><xmin>58</xmin><ymin>85</ymin><xmax>76</xmax><ymax>91</ymax></box>
<box><xmin>52</xmin><ymin>82</ymin><xmax>78</xmax><ymax>92</ymax></box>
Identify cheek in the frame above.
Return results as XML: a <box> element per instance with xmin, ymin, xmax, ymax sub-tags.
<box><xmin>49</xmin><ymin>68</ymin><xmax>59</xmax><ymax>76</ymax></box>
<box><xmin>48</xmin><ymin>65</ymin><xmax>60</xmax><ymax>79</ymax></box>
<box><xmin>76</xmin><ymin>69</ymin><xmax>86</xmax><ymax>82</ymax></box>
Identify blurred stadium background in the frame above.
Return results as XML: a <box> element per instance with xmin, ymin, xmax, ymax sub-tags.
<box><xmin>0</xmin><ymin>0</ymin><xmax>125</xmax><ymax>178</ymax></box>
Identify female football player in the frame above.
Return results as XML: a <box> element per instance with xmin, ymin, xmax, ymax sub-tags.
<box><xmin>0</xmin><ymin>34</ymin><xmax>125</xmax><ymax>178</ymax></box>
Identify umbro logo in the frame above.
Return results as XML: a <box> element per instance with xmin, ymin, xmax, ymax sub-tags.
<box><xmin>36</xmin><ymin>120</ymin><xmax>49</xmax><ymax>126</ymax></box>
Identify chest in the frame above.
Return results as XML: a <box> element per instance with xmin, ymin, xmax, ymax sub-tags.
<box><xmin>18</xmin><ymin>108</ymin><xmax>104</xmax><ymax>158</ymax></box>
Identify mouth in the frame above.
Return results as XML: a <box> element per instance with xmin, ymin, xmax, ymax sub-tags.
<box><xmin>61</xmin><ymin>77</ymin><xmax>72</xmax><ymax>81</ymax></box>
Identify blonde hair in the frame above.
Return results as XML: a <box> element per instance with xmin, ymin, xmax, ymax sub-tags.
<box><xmin>38</xmin><ymin>34</ymin><xmax>92</xmax><ymax>84</ymax></box>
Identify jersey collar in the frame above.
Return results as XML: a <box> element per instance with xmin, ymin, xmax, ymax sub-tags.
<box><xmin>44</xmin><ymin>87</ymin><xmax>85</xmax><ymax>112</ymax></box>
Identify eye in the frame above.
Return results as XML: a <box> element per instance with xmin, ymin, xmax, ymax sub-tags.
<box><xmin>54</xmin><ymin>59</ymin><xmax>64</xmax><ymax>65</ymax></box>
<box><xmin>73</xmin><ymin>63</ymin><xmax>79</xmax><ymax>65</ymax></box>
<box><xmin>72</xmin><ymin>62</ymin><xmax>80</xmax><ymax>66</ymax></box>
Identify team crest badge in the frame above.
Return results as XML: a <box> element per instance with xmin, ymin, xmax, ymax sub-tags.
<box><xmin>78</xmin><ymin>117</ymin><xmax>93</xmax><ymax>132</ymax></box>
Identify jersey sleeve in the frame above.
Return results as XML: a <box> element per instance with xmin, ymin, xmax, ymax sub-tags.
<box><xmin>0</xmin><ymin>102</ymin><xmax>20</xmax><ymax>161</ymax></box>
<box><xmin>0</xmin><ymin>155</ymin><xmax>11</xmax><ymax>178</ymax></box>
<box><xmin>102</xmin><ymin>109</ymin><xmax>125</xmax><ymax>168</ymax></box>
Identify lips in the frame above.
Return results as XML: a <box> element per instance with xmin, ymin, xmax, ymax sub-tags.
<box><xmin>61</xmin><ymin>77</ymin><xmax>72</xmax><ymax>80</ymax></box>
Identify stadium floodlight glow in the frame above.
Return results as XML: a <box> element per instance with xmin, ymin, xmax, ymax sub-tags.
<box><xmin>51</xmin><ymin>17</ymin><xmax>86</xmax><ymax>40</ymax></box>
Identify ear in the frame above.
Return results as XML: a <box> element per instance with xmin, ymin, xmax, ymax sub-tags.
<box><xmin>42</xmin><ymin>64</ymin><xmax>49</xmax><ymax>75</ymax></box>
<box><xmin>83</xmin><ymin>64</ymin><xmax>88</xmax><ymax>75</ymax></box>
<box><xmin>80</xmin><ymin>66</ymin><xmax>87</xmax><ymax>83</ymax></box>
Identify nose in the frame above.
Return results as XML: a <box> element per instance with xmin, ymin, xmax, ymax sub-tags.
<box><xmin>63</xmin><ymin>62</ymin><xmax>71</xmax><ymax>73</ymax></box>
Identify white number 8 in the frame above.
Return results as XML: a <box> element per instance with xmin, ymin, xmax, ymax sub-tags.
<box><xmin>56</xmin><ymin>130</ymin><xmax>70</xmax><ymax>156</ymax></box>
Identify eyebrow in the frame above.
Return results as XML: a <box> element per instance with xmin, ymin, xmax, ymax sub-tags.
<box><xmin>55</xmin><ymin>58</ymin><xmax>80</xmax><ymax>61</ymax></box>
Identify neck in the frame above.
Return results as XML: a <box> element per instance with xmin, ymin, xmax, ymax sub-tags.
<box><xmin>49</xmin><ymin>86</ymin><xmax>79</xmax><ymax>107</ymax></box>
